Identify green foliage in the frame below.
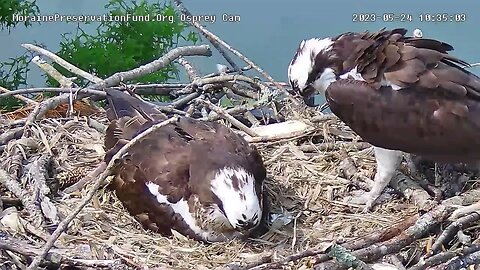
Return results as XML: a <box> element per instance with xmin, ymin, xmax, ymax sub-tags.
<box><xmin>48</xmin><ymin>0</ymin><xmax>199</xmax><ymax>96</ymax></box>
<box><xmin>0</xmin><ymin>54</ymin><xmax>30</xmax><ymax>112</ymax></box>
<box><xmin>0</xmin><ymin>0</ymin><xmax>38</xmax><ymax>112</ymax></box>
<box><xmin>0</xmin><ymin>0</ymin><xmax>39</xmax><ymax>30</ymax></box>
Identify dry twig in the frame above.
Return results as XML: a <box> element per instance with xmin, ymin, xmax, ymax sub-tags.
<box><xmin>0</xmin><ymin>86</ymin><xmax>37</xmax><ymax>104</ymax></box>
<box><xmin>0</xmin><ymin>232</ymin><xmax>124</xmax><ymax>268</ymax></box>
<box><xmin>313</xmin><ymin>205</ymin><xmax>450</xmax><ymax>270</ymax></box>
<box><xmin>429</xmin><ymin>212</ymin><xmax>480</xmax><ymax>256</ymax></box>
<box><xmin>197</xmin><ymin>99</ymin><xmax>258</xmax><ymax>137</ymax></box>
<box><xmin>410</xmin><ymin>245</ymin><xmax>480</xmax><ymax>270</ymax></box>
<box><xmin>26</xmin><ymin>116</ymin><xmax>180</xmax><ymax>270</ymax></box>
<box><xmin>0</xmin><ymin>87</ymin><xmax>106</xmax><ymax>99</ymax></box>
<box><xmin>0</xmin><ymin>169</ymin><xmax>43</xmax><ymax>225</ymax></box>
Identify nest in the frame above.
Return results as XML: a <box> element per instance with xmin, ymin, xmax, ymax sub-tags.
<box><xmin>0</xmin><ymin>101</ymin><xmax>436</xmax><ymax>270</ymax></box>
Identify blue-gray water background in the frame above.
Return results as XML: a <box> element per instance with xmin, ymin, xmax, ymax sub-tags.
<box><xmin>1</xmin><ymin>0</ymin><xmax>479</xmax><ymax>88</ymax></box>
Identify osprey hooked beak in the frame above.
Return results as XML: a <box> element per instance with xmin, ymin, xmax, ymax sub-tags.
<box><xmin>301</xmin><ymin>85</ymin><xmax>317</xmax><ymax>107</ymax></box>
<box><xmin>289</xmin><ymin>80</ymin><xmax>317</xmax><ymax>107</ymax></box>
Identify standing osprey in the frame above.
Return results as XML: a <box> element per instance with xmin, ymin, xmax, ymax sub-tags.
<box><xmin>103</xmin><ymin>89</ymin><xmax>268</xmax><ymax>242</ymax></box>
<box><xmin>287</xmin><ymin>28</ymin><xmax>480</xmax><ymax>211</ymax></box>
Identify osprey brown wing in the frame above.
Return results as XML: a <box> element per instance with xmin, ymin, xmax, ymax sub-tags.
<box><xmin>106</xmin><ymin>121</ymin><xmax>196</xmax><ymax>235</ymax></box>
<box><xmin>342</xmin><ymin>28</ymin><xmax>480</xmax><ymax>99</ymax></box>
<box><xmin>177</xmin><ymin>117</ymin><xmax>265</xmax><ymax>173</ymax></box>
<box><xmin>325</xmin><ymin>78</ymin><xmax>480</xmax><ymax>162</ymax></box>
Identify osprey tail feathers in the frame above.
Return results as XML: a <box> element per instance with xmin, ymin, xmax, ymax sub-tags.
<box><xmin>104</xmin><ymin>88</ymin><xmax>167</xmax><ymax>122</ymax></box>
<box><xmin>103</xmin><ymin>89</ymin><xmax>167</xmax><ymax>162</ymax></box>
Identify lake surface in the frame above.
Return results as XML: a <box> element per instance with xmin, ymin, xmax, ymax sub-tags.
<box><xmin>1</xmin><ymin>0</ymin><xmax>479</xmax><ymax>88</ymax></box>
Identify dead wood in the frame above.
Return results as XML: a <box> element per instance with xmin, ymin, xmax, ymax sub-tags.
<box><xmin>310</xmin><ymin>114</ymin><xmax>338</xmax><ymax>122</ymax></box>
<box><xmin>0</xmin><ymin>232</ymin><xmax>125</xmax><ymax>268</ymax></box>
<box><xmin>177</xmin><ymin>56</ymin><xmax>200</xmax><ymax>81</ymax></box>
<box><xmin>25</xmin><ymin>116</ymin><xmax>179</xmax><ymax>270</ymax></box>
<box><xmin>0</xmin><ymin>169</ymin><xmax>43</xmax><ymax>225</ymax></box>
<box><xmin>28</xmin><ymin>155</ymin><xmax>58</xmax><ymax>224</ymax></box>
<box><xmin>96</xmin><ymin>45</ymin><xmax>211</xmax><ymax>89</ymax></box>
<box><xmin>85</xmin><ymin>117</ymin><xmax>107</xmax><ymax>133</ymax></box>
<box><xmin>389</xmin><ymin>171</ymin><xmax>434</xmax><ymax>211</ymax></box>
<box><xmin>193</xmin><ymin>75</ymin><xmax>268</xmax><ymax>92</ymax></box>
<box><xmin>1</xmin><ymin>138</ymin><xmax>38</xmax><ymax>181</ymax></box>
<box><xmin>23</xmin><ymin>45</ymin><xmax>211</xmax><ymax>126</ymax></box>
<box><xmin>0</xmin><ymin>86</ymin><xmax>37</xmax><ymax>104</ymax></box>
<box><xmin>245</xmin><ymin>215</ymin><xmax>418</xmax><ymax>270</ymax></box>
<box><xmin>174</xmin><ymin>0</ymin><xmax>293</xmax><ymax>105</ymax></box>
<box><xmin>21</xmin><ymin>43</ymin><xmax>102</xmax><ymax>84</ymax></box>
<box><xmin>173</xmin><ymin>0</ymin><xmax>241</xmax><ymax>73</ymax></box>
<box><xmin>442</xmin><ymin>250</ymin><xmax>480</xmax><ymax>269</ymax></box>
<box><xmin>225</xmin><ymin>84</ymin><xmax>258</xmax><ymax>100</ymax></box>
<box><xmin>299</xmin><ymin>142</ymin><xmax>371</xmax><ymax>153</ymax></box>
<box><xmin>429</xmin><ymin>212</ymin><xmax>480</xmax><ymax>256</ymax></box>
<box><xmin>172</xmin><ymin>91</ymin><xmax>202</xmax><ymax>108</ymax></box>
<box><xmin>0</xmin><ymin>87</ymin><xmax>106</xmax><ymax>99</ymax></box>
<box><xmin>409</xmin><ymin>244</ymin><xmax>480</xmax><ymax>270</ymax></box>
<box><xmin>31</xmin><ymin>56</ymin><xmax>75</xmax><ymax>88</ymax></box>
<box><xmin>313</xmin><ymin>205</ymin><xmax>450</xmax><ymax>270</ymax></box>
<box><xmin>338</xmin><ymin>153</ymin><xmax>373</xmax><ymax>191</ymax></box>
<box><xmin>0</xmin><ymin>127</ymin><xmax>24</xmax><ymax>146</ymax></box>
<box><xmin>197</xmin><ymin>99</ymin><xmax>258</xmax><ymax>137</ymax></box>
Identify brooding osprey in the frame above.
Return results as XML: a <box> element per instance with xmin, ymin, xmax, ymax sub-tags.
<box><xmin>287</xmin><ymin>28</ymin><xmax>480</xmax><ymax>210</ymax></box>
<box><xmin>103</xmin><ymin>89</ymin><xmax>268</xmax><ymax>242</ymax></box>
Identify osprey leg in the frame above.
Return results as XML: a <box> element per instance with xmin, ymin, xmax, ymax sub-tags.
<box><xmin>356</xmin><ymin>147</ymin><xmax>402</xmax><ymax>211</ymax></box>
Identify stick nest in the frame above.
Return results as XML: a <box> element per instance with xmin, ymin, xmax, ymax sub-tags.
<box><xmin>0</xmin><ymin>102</ymin><xmax>429</xmax><ymax>269</ymax></box>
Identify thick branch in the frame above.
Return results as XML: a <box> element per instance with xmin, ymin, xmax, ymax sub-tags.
<box><xmin>193</xmin><ymin>74</ymin><xmax>268</xmax><ymax>92</ymax></box>
<box><xmin>95</xmin><ymin>45</ymin><xmax>211</xmax><ymax>88</ymax></box>
<box><xmin>177</xmin><ymin>56</ymin><xmax>200</xmax><ymax>81</ymax></box>
<box><xmin>409</xmin><ymin>245</ymin><xmax>480</xmax><ymax>270</ymax></box>
<box><xmin>31</xmin><ymin>56</ymin><xmax>74</xmax><ymax>87</ymax></box>
<box><xmin>21</xmin><ymin>43</ymin><xmax>103</xmax><ymax>84</ymax></box>
<box><xmin>389</xmin><ymin>171</ymin><xmax>433</xmax><ymax>211</ymax></box>
<box><xmin>24</xmin><ymin>45</ymin><xmax>210</xmax><ymax>124</ymax></box>
<box><xmin>430</xmin><ymin>212</ymin><xmax>480</xmax><ymax>255</ymax></box>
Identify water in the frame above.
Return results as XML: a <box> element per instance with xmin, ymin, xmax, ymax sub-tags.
<box><xmin>1</xmin><ymin>0</ymin><xmax>479</xmax><ymax>88</ymax></box>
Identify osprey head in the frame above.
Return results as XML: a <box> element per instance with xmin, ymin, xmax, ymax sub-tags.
<box><xmin>287</xmin><ymin>37</ymin><xmax>339</xmax><ymax>106</ymax></box>
<box><xmin>210</xmin><ymin>167</ymin><xmax>263</xmax><ymax>231</ymax></box>
<box><xmin>210</xmin><ymin>166</ymin><xmax>264</xmax><ymax>232</ymax></box>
